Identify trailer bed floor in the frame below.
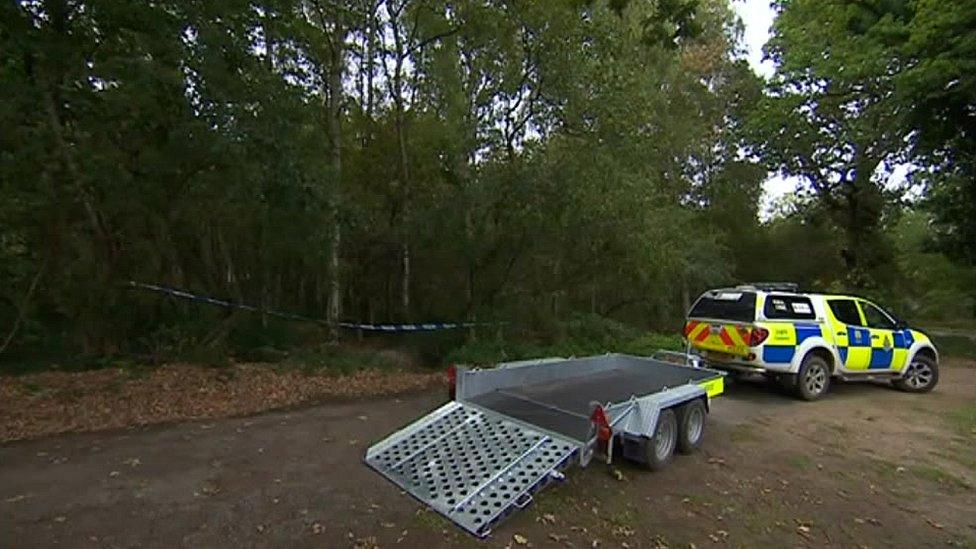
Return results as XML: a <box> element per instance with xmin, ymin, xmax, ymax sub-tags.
<box><xmin>469</xmin><ymin>358</ymin><xmax>716</xmax><ymax>442</ymax></box>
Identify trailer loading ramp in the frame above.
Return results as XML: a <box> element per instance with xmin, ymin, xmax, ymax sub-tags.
<box><xmin>365</xmin><ymin>401</ymin><xmax>578</xmax><ymax>537</ymax></box>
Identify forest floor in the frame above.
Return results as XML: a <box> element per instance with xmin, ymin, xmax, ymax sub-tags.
<box><xmin>0</xmin><ymin>358</ymin><xmax>443</xmax><ymax>442</ymax></box>
<box><xmin>2</xmin><ymin>358</ymin><xmax>975</xmax><ymax>548</ymax></box>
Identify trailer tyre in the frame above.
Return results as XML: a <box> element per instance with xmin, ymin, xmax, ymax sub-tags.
<box><xmin>643</xmin><ymin>409</ymin><xmax>677</xmax><ymax>471</ymax></box>
<box><xmin>676</xmin><ymin>400</ymin><xmax>706</xmax><ymax>454</ymax></box>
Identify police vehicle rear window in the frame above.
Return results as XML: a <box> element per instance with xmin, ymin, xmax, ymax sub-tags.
<box><xmin>763</xmin><ymin>295</ymin><xmax>816</xmax><ymax>320</ymax></box>
<box><xmin>689</xmin><ymin>291</ymin><xmax>756</xmax><ymax>322</ymax></box>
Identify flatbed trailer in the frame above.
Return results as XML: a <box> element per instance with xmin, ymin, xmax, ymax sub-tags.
<box><xmin>365</xmin><ymin>353</ymin><xmax>724</xmax><ymax>537</ymax></box>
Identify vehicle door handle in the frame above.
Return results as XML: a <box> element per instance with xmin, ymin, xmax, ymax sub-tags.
<box><xmin>836</xmin><ymin>331</ymin><xmax>845</xmax><ymax>336</ymax></box>
<box><xmin>871</xmin><ymin>335</ymin><xmax>880</xmax><ymax>339</ymax></box>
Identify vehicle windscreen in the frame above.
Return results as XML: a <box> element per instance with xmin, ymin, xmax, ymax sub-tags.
<box><xmin>688</xmin><ymin>291</ymin><xmax>756</xmax><ymax>322</ymax></box>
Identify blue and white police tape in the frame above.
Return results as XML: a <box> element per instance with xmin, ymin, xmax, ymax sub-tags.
<box><xmin>336</xmin><ymin>321</ymin><xmax>475</xmax><ymax>332</ymax></box>
<box><xmin>126</xmin><ymin>281</ymin><xmax>478</xmax><ymax>332</ymax></box>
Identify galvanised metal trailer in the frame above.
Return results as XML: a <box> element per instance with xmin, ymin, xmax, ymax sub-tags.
<box><xmin>365</xmin><ymin>353</ymin><xmax>724</xmax><ymax>537</ymax></box>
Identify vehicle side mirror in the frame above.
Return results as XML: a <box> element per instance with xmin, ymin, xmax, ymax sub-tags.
<box><xmin>894</xmin><ymin>319</ymin><xmax>909</xmax><ymax>330</ymax></box>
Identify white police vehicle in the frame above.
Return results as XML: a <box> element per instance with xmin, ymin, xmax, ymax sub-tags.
<box><xmin>683</xmin><ymin>283</ymin><xmax>939</xmax><ymax>400</ymax></box>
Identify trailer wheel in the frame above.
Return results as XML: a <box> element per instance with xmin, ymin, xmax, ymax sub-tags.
<box><xmin>643</xmin><ymin>409</ymin><xmax>677</xmax><ymax>471</ymax></box>
<box><xmin>676</xmin><ymin>400</ymin><xmax>706</xmax><ymax>454</ymax></box>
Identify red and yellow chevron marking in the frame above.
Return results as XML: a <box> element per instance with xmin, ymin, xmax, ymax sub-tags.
<box><xmin>683</xmin><ymin>321</ymin><xmax>751</xmax><ymax>357</ymax></box>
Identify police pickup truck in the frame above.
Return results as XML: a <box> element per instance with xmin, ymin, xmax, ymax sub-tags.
<box><xmin>684</xmin><ymin>283</ymin><xmax>939</xmax><ymax>400</ymax></box>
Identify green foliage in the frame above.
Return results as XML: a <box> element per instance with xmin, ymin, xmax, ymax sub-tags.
<box><xmin>174</xmin><ymin>344</ymin><xmax>232</xmax><ymax>369</ymax></box>
<box><xmin>860</xmin><ymin>0</ymin><xmax>976</xmax><ymax>278</ymax></box>
<box><xmin>886</xmin><ymin>210</ymin><xmax>976</xmax><ymax>321</ymax></box>
<box><xmin>3</xmin><ymin>0</ymin><xmax>971</xmax><ymax>374</ymax></box>
<box><xmin>283</xmin><ymin>345</ymin><xmax>397</xmax><ymax>375</ymax></box>
<box><xmin>748</xmin><ymin>0</ymin><xmax>906</xmax><ymax>288</ymax></box>
<box><xmin>751</xmin><ymin>0</ymin><xmax>976</xmax><ymax>305</ymax></box>
<box><xmin>930</xmin><ymin>336</ymin><xmax>976</xmax><ymax>361</ymax></box>
<box><xmin>926</xmin><ymin>169</ymin><xmax>976</xmax><ymax>270</ymax></box>
<box><xmin>619</xmin><ymin>332</ymin><xmax>686</xmax><ymax>356</ymax></box>
<box><xmin>743</xmin><ymin>205</ymin><xmax>974</xmax><ymax>322</ymax></box>
<box><xmin>227</xmin><ymin>318</ymin><xmax>310</xmax><ymax>356</ymax></box>
<box><xmin>446</xmin><ymin>314</ymin><xmax>683</xmax><ymax>366</ymax></box>
<box><xmin>0</xmin><ymin>0</ymin><xmax>765</xmax><ymax>369</ymax></box>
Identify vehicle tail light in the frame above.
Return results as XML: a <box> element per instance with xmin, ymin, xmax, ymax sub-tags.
<box><xmin>446</xmin><ymin>364</ymin><xmax>457</xmax><ymax>400</ymax></box>
<box><xmin>590</xmin><ymin>405</ymin><xmax>612</xmax><ymax>451</ymax></box>
<box><xmin>748</xmin><ymin>327</ymin><xmax>769</xmax><ymax>347</ymax></box>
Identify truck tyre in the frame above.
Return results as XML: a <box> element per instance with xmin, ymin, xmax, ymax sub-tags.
<box><xmin>893</xmin><ymin>354</ymin><xmax>939</xmax><ymax>393</ymax></box>
<box><xmin>643</xmin><ymin>409</ymin><xmax>677</xmax><ymax>471</ymax></box>
<box><xmin>676</xmin><ymin>400</ymin><xmax>706</xmax><ymax>455</ymax></box>
<box><xmin>796</xmin><ymin>353</ymin><xmax>831</xmax><ymax>401</ymax></box>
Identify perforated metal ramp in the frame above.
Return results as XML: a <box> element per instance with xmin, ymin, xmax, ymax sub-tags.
<box><xmin>365</xmin><ymin>401</ymin><xmax>578</xmax><ymax>537</ymax></box>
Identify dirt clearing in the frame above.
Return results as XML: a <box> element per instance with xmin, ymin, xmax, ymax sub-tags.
<box><xmin>2</xmin><ymin>359</ymin><xmax>975</xmax><ymax>548</ymax></box>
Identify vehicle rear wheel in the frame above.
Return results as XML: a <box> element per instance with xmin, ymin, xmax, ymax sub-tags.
<box><xmin>795</xmin><ymin>354</ymin><xmax>831</xmax><ymax>401</ymax></box>
<box><xmin>676</xmin><ymin>400</ymin><xmax>706</xmax><ymax>455</ymax></box>
<box><xmin>643</xmin><ymin>409</ymin><xmax>677</xmax><ymax>471</ymax></box>
<box><xmin>893</xmin><ymin>355</ymin><xmax>939</xmax><ymax>393</ymax></box>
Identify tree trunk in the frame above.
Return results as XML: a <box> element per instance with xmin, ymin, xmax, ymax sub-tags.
<box><xmin>401</xmin><ymin>241</ymin><xmax>410</xmax><ymax>318</ymax></box>
<box><xmin>394</xmin><ymin>89</ymin><xmax>411</xmax><ymax>320</ymax></box>
<box><xmin>0</xmin><ymin>263</ymin><xmax>46</xmax><ymax>356</ymax></box>
<box><xmin>681</xmin><ymin>280</ymin><xmax>690</xmax><ymax>314</ymax></box>
<box><xmin>460</xmin><ymin>153</ymin><xmax>475</xmax><ymax>322</ymax></box>
<box><xmin>326</xmin><ymin>27</ymin><xmax>345</xmax><ymax>342</ymax></box>
<box><xmin>365</xmin><ymin>7</ymin><xmax>375</xmax><ymax>121</ymax></box>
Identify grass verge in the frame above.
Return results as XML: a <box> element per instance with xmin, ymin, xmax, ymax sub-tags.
<box><xmin>948</xmin><ymin>401</ymin><xmax>976</xmax><ymax>437</ymax></box>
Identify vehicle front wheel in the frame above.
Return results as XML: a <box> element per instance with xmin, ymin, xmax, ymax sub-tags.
<box><xmin>796</xmin><ymin>354</ymin><xmax>831</xmax><ymax>401</ymax></box>
<box><xmin>893</xmin><ymin>355</ymin><xmax>939</xmax><ymax>393</ymax></box>
<box><xmin>643</xmin><ymin>409</ymin><xmax>677</xmax><ymax>471</ymax></box>
<box><xmin>676</xmin><ymin>400</ymin><xmax>706</xmax><ymax>454</ymax></box>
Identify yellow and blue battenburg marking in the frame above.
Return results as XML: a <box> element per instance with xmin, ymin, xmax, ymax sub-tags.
<box><xmin>839</xmin><ymin>327</ymin><xmax>915</xmax><ymax>370</ymax></box>
<box><xmin>890</xmin><ymin>330</ymin><xmax>915</xmax><ymax>369</ymax></box>
<box><xmin>762</xmin><ymin>323</ymin><xmax>919</xmax><ymax>370</ymax></box>
<box><xmin>838</xmin><ymin>326</ymin><xmax>871</xmax><ymax>367</ymax></box>
<box><xmin>761</xmin><ymin>323</ymin><xmax>822</xmax><ymax>363</ymax></box>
